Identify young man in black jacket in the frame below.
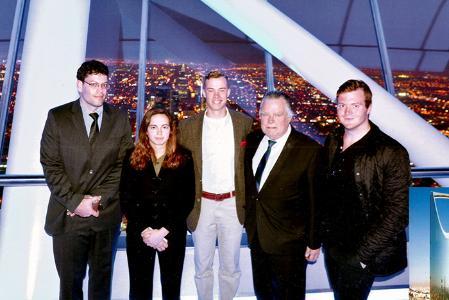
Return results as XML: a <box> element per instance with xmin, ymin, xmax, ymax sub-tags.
<box><xmin>321</xmin><ymin>79</ymin><xmax>411</xmax><ymax>300</ymax></box>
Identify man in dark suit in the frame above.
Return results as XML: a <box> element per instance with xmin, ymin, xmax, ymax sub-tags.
<box><xmin>178</xmin><ymin>71</ymin><xmax>252</xmax><ymax>300</ymax></box>
<box><xmin>245</xmin><ymin>91</ymin><xmax>321</xmax><ymax>300</ymax></box>
<box><xmin>40</xmin><ymin>60</ymin><xmax>133</xmax><ymax>300</ymax></box>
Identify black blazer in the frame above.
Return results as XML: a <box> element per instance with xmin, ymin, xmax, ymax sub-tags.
<box><xmin>40</xmin><ymin>100</ymin><xmax>134</xmax><ymax>236</ymax></box>
<box><xmin>244</xmin><ymin>128</ymin><xmax>321</xmax><ymax>255</ymax></box>
<box><xmin>120</xmin><ymin>147</ymin><xmax>195</xmax><ymax>237</ymax></box>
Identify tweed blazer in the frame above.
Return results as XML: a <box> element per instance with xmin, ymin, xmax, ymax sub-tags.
<box><xmin>178</xmin><ymin>110</ymin><xmax>253</xmax><ymax>231</ymax></box>
<box><xmin>40</xmin><ymin>99</ymin><xmax>133</xmax><ymax>236</ymax></box>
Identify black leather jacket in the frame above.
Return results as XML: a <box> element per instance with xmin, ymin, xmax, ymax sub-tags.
<box><xmin>321</xmin><ymin>122</ymin><xmax>411</xmax><ymax>276</ymax></box>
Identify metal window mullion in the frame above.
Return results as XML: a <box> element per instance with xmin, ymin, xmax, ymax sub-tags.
<box><xmin>0</xmin><ymin>0</ymin><xmax>27</xmax><ymax>159</ymax></box>
<box><xmin>264</xmin><ymin>51</ymin><xmax>275</xmax><ymax>92</ymax></box>
<box><xmin>369</xmin><ymin>0</ymin><xmax>395</xmax><ymax>95</ymax></box>
<box><xmin>135</xmin><ymin>0</ymin><xmax>150</xmax><ymax>141</ymax></box>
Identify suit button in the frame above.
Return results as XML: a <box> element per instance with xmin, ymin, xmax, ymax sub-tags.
<box><xmin>89</xmin><ymin>169</ymin><xmax>94</xmax><ymax>174</ymax></box>
<box><xmin>197</xmin><ymin>198</ymin><xmax>201</xmax><ymax>202</ymax></box>
<box><xmin>356</xmin><ymin>172</ymin><xmax>360</xmax><ymax>176</ymax></box>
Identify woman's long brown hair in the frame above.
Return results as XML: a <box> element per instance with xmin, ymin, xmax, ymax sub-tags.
<box><xmin>130</xmin><ymin>107</ymin><xmax>184</xmax><ymax>170</ymax></box>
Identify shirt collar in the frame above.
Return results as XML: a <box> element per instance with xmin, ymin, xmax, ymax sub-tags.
<box><xmin>262</xmin><ymin>125</ymin><xmax>291</xmax><ymax>145</ymax></box>
<box><xmin>79</xmin><ymin>99</ymin><xmax>103</xmax><ymax>118</ymax></box>
<box><xmin>204</xmin><ymin>107</ymin><xmax>231</xmax><ymax>124</ymax></box>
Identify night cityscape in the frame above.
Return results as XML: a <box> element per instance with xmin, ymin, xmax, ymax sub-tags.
<box><xmin>1</xmin><ymin>60</ymin><xmax>449</xmax><ymax>151</ymax></box>
<box><xmin>103</xmin><ymin>60</ymin><xmax>449</xmax><ymax>144</ymax></box>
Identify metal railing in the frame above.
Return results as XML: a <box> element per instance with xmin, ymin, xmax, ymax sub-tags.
<box><xmin>409</xmin><ymin>167</ymin><xmax>449</xmax><ymax>178</ymax></box>
<box><xmin>0</xmin><ymin>169</ymin><xmax>445</xmax><ymax>249</ymax></box>
<box><xmin>0</xmin><ymin>168</ymin><xmax>447</xmax><ymax>186</ymax></box>
<box><xmin>0</xmin><ymin>174</ymin><xmax>46</xmax><ymax>186</ymax></box>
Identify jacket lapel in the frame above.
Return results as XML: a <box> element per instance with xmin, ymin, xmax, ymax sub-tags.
<box><xmin>258</xmin><ymin>130</ymin><xmax>294</xmax><ymax>195</ymax></box>
<box><xmin>247</xmin><ymin>130</ymin><xmax>264</xmax><ymax>191</ymax></box>
<box><xmin>93</xmin><ymin>103</ymin><xmax>113</xmax><ymax>148</ymax></box>
<box><xmin>192</xmin><ymin>112</ymin><xmax>204</xmax><ymax>176</ymax></box>
<box><xmin>230</xmin><ymin>110</ymin><xmax>243</xmax><ymax>169</ymax></box>
<box><xmin>70</xmin><ymin>100</ymin><xmax>90</xmax><ymax>149</ymax></box>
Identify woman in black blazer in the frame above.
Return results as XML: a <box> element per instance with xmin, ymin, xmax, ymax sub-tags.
<box><xmin>120</xmin><ymin>107</ymin><xmax>195</xmax><ymax>300</ymax></box>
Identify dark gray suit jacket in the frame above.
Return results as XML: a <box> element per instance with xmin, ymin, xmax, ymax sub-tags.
<box><xmin>40</xmin><ymin>99</ymin><xmax>133</xmax><ymax>236</ymax></box>
<box><xmin>178</xmin><ymin>110</ymin><xmax>253</xmax><ymax>231</ymax></box>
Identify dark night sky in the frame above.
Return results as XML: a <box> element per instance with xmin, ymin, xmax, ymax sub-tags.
<box><xmin>1</xmin><ymin>0</ymin><xmax>449</xmax><ymax>72</ymax></box>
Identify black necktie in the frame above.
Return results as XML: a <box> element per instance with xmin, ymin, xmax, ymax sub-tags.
<box><xmin>88</xmin><ymin>112</ymin><xmax>99</xmax><ymax>144</ymax></box>
<box><xmin>255</xmin><ymin>140</ymin><xmax>276</xmax><ymax>191</ymax></box>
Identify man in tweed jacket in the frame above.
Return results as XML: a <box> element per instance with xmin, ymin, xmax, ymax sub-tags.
<box><xmin>178</xmin><ymin>71</ymin><xmax>252</xmax><ymax>300</ymax></box>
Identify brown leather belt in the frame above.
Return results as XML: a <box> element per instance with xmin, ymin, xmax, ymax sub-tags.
<box><xmin>202</xmin><ymin>191</ymin><xmax>236</xmax><ymax>201</ymax></box>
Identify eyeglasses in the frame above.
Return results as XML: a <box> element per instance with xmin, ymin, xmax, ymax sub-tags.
<box><xmin>83</xmin><ymin>81</ymin><xmax>110</xmax><ymax>89</ymax></box>
<box><xmin>336</xmin><ymin>103</ymin><xmax>364</xmax><ymax>110</ymax></box>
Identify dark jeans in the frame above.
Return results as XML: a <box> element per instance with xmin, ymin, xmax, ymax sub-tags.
<box><xmin>126</xmin><ymin>230</ymin><xmax>186</xmax><ymax>300</ymax></box>
<box><xmin>324</xmin><ymin>249</ymin><xmax>375</xmax><ymax>300</ymax></box>
<box><xmin>52</xmin><ymin>225</ymin><xmax>120</xmax><ymax>300</ymax></box>
<box><xmin>250</xmin><ymin>237</ymin><xmax>307</xmax><ymax>300</ymax></box>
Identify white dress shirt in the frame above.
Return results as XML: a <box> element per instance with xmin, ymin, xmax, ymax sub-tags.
<box><xmin>202</xmin><ymin>108</ymin><xmax>235</xmax><ymax>193</ymax></box>
<box><xmin>252</xmin><ymin>125</ymin><xmax>292</xmax><ymax>190</ymax></box>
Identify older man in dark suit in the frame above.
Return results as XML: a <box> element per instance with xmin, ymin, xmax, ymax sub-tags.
<box><xmin>244</xmin><ymin>91</ymin><xmax>321</xmax><ymax>300</ymax></box>
<box><xmin>40</xmin><ymin>60</ymin><xmax>133</xmax><ymax>300</ymax></box>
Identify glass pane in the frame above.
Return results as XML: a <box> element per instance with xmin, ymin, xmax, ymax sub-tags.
<box><xmin>379</xmin><ymin>1</ymin><xmax>449</xmax><ymax>139</ymax></box>
<box><xmin>145</xmin><ymin>1</ymin><xmax>265</xmax><ymax>122</ymax></box>
<box><xmin>269</xmin><ymin>0</ymin><xmax>384</xmax><ymax>84</ymax></box>
<box><xmin>0</xmin><ymin>0</ymin><xmax>16</xmax><ymax>62</ymax></box>
<box><xmin>272</xmin><ymin>60</ymin><xmax>335</xmax><ymax>144</ymax></box>
<box><xmin>0</xmin><ymin>0</ymin><xmax>27</xmax><ymax>207</ymax></box>
<box><xmin>86</xmin><ymin>0</ymin><xmax>141</xmax><ymax>137</ymax></box>
<box><xmin>0</xmin><ymin>0</ymin><xmax>19</xmax><ymax>171</ymax></box>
